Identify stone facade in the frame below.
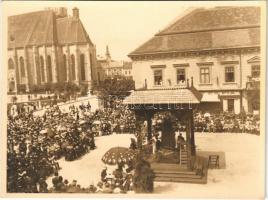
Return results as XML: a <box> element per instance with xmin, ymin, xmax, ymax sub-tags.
<box><xmin>7</xmin><ymin>7</ymin><xmax>99</xmax><ymax>93</ymax></box>
<box><xmin>129</xmin><ymin>6</ymin><xmax>261</xmax><ymax>114</ymax></box>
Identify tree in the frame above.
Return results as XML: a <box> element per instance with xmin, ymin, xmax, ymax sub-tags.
<box><xmin>93</xmin><ymin>75</ymin><xmax>135</xmax><ymax>106</ymax></box>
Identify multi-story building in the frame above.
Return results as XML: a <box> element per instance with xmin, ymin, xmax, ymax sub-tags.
<box><xmin>7</xmin><ymin>7</ymin><xmax>99</xmax><ymax>93</ymax></box>
<box><xmin>128</xmin><ymin>6</ymin><xmax>261</xmax><ymax>114</ymax></box>
<box><xmin>98</xmin><ymin>46</ymin><xmax>132</xmax><ymax>79</ymax></box>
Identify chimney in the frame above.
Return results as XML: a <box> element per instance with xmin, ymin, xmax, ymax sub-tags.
<box><xmin>72</xmin><ymin>7</ymin><xmax>79</xmax><ymax>18</ymax></box>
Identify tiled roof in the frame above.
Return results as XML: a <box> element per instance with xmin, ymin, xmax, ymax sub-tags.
<box><xmin>8</xmin><ymin>10</ymin><xmax>56</xmax><ymax>48</ymax></box>
<box><xmin>129</xmin><ymin>6</ymin><xmax>260</xmax><ymax>56</ymax></box>
<box><xmin>56</xmin><ymin>17</ymin><xmax>93</xmax><ymax>45</ymax></box>
<box><xmin>123</xmin><ymin>88</ymin><xmax>201</xmax><ymax>105</ymax></box>
<box><xmin>160</xmin><ymin>6</ymin><xmax>260</xmax><ymax>34</ymax></box>
<box><xmin>8</xmin><ymin>10</ymin><xmax>93</xmax><ymax>48</ymax></box>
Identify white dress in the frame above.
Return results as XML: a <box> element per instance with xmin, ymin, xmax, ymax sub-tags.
<box><xmin>152</xmin><ymin>138</ymin><xmax>156</xmax><ymax>154</ymax></box>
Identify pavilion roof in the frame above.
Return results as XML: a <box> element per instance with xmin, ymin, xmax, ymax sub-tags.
<box><xmin>123</xmin><ymin>88</ymin><xmax>201</xmax><ymax>105</ymax></box>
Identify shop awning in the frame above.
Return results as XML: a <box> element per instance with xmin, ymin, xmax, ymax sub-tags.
<box><xmin>123</xmin><ymin>88</ymin><xmax>201</xmax><ymax>105</ymax></box>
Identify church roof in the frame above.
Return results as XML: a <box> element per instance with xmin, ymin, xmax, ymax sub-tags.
<box><xmin>123</xmin><ymin>88</ymin><xmax>201</xmax><ymax>105</ymax></box>
<box><xmin>8</xmin><ymin>10</ymin><xmax>93</xmax><ymax>48</ymax></box>
<box><xmin>129</xmin><ymin>6</ymin><xmax>260</xmax><ymax>57</ymax></box>
<box><xmin>56</xmin><ymin>17</ymin><xmax>93</xmax><ymax>45</ymax></box>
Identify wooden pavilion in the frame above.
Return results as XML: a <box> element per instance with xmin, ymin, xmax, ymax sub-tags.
<box><xmin>123</xmin><ymin>78</ymin><xmax>208</xmax><ymax>183</ymax></box>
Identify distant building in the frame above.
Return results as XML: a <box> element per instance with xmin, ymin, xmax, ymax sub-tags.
<box><xmin>129</xmin><ymin>6</ymin><xmax>261</xmax><ymax>114</ymax></box>
<box><xmin>7</xmin><ymin>7</ymin><xmax>100</xmax><ymax>93</ymax></box>
<box><xmin>98</xmin><ymin>46</ymin><xmax>132</xmax><ymax>79</ymax></box>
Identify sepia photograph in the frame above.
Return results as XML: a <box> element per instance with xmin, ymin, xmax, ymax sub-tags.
<box><xmin>0</xmin><ymin>1</ymin><xmax>266</xmax><ymax>198</ymax></box>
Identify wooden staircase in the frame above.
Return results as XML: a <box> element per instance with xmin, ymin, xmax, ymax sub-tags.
<box><xmin>151</xmin><ymin>163</ymin><xmax>207</xmax><ymax>184</ymax></box>
<box><xmin>151</xmin><ymin>149</ymin><xmax>207</xmax><ymax>184</ymax></box>
<box><xmin>180</xmin><ymin>148</ymin><xmax>188</xmax><ymax>167</ymax></box>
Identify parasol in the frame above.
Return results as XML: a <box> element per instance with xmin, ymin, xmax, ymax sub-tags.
<box><xmin>79</xmin><ymin>120</ymin><xmax>86</xmax><ymax>125</ymax></box>
<box><xmin>102</xmin><ymin>147</ymin><xmax>137</xmax><ymax>165</ymax></box>
<box><xmin>204</xmin><ymin>113</ymin><xmax>211</xmax><ymax>118</ymax></box>
<box><xmin>93</xmin><ymin>120</ymin><xmax>101</xmax><ymax>125</ymax></box>
<box><xmin>40</xmin><ymin>129</ymin><xmax>47</xmax><ymax>134</ymax></box>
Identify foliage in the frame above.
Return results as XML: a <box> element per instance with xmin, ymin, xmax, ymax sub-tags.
<box><xmin>93</xmin><ymin>75</ymin><xmax>135</xmax><ymax>97</ymax></box>
<box><xmin>133</xmin><ymin>157</ymin><xmax>155</xmax><ymax>193</ymax></box>
<box><xmin>28</xmin><ymin>82</ymin><xmax>80</xmax><ymax>95</ymax></box>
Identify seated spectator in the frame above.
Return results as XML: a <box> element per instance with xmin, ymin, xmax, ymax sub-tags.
<box><xmin>101</xmin><ymin>166</ymin><xmax>107</xmax><ymax>182</ymax></box>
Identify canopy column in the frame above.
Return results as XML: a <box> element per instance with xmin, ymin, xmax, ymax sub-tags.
<box><xmin>189</xmin><ymin>109</ymin><xmax>196</xmax><ymax>156</ymax></box>
<box><xmin>134</xmin><ymin>110</ymin><xmax>146</xmax><ymax>149</ymax></box>
<box><xmin>146</xmin><ymin>111</ymin><xmax>153</xmax><ymax>142</ymax></box>
<box><xmin>185</xmin><ymin>109</ymin><xmax>196</xmax><ymax>169</ymax></box>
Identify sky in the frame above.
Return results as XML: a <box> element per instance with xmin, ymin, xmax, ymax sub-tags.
<box><xmin>2</xmin><ymin>1</ymin><xmax>263</xmax><ymax>61</ymax></box>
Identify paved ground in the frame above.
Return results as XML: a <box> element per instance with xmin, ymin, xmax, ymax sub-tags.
<box><xmin>47</xmin><ymin>132</ymin><xmax>265</xmax><ymax>198</ymax></box>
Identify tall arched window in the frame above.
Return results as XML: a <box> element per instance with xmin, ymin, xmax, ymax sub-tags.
<box><xmin>47</xmin><ymin>55</ymin><xmax>53</xmax><ymax>82</ymax></box>
<box><xmin>80</xmin><ymin>54</ymin><xmax>86</xmax><ymax>81</ymax></box>
<box><xmin>8</xmin><ymin>58</ymin><xmax>14</xmax><ymax>70</ymax></box>
<box><xmin>70</xmin><ymin>54</ymin><xmax>76</xmax><ymax>81</ymax></box>
<box><xmin>62</xmin><ymin>54</ymin><xmax>67</xmax><ymax>81</ymax></box>
<box><xmin>40</xmin><ymin>56</ymin><xmax>45</xmax><ymax>82</ymax></box>
<box><xmin>19</xmin><ymin>57</ymin><xmax>25</xmax><ymax>77</ymax></box>
<box><xmin>89</xmin><ymin>53</ymin><xmax>93</xmax><ymax>80</ymax></box>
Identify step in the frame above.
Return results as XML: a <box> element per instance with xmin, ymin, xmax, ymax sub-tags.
<box><xmin>151</xmin><ymin>163</ymin><xmax>187</xmax><ymax>171</ymax></box>
<box><xmin>154</xmin><ymin>170</ymin><xmax>196</xmax><ymax>175</ymax></box>
<box><xmin>154</xmin><ymin>177</ymin><xmax>207</xmax><ymax>184</ymax></box>
<box><xmin>155</xmin><ymin>173</ymin><xmax>202</xmax><ymax>179</ymax></box>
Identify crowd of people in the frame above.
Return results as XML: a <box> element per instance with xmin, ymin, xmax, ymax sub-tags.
<box><xmin>151</xmin><ymin>111</ymin><xmax>260</xmax><ymax>135</ymax></box>
<box><xmin>7</xmin><ymin>100</ymin><xmax>138</xmax><ymax>193</ymax></box>
<box><xmin>7</xmin><ymin>97</ymin><xmax>260</xmax><ymax>193</ymax></box>
<box><xmin>7</xmin><ymin>104</ymin><xmax>97</xmax><ymax>192</ymax></box>
<box><xmin>193</xmin><ymin>112</ymin><xmax>260</xmax><ymax>134</ymax></box>
<box><xmin>73</xmin><ymin>103</ymin><xmax>136</xmax><ymax>136</ymax></box>
<box><xmin>47</xmin><ymin>161</ymin><xmax>136</xmax><ymax>194</ymax></box>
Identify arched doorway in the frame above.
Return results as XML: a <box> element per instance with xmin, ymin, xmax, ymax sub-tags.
<box><xmin>9</xmin><ymin>81</ymin><xmax>15</xmax><ymax>92</ymax></box>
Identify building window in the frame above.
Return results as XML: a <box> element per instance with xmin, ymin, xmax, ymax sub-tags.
<box><xmin>19</xmin><ymin>57</ymin><xmax>25</xmax><ymax>78</ymax></box>
<box><xmin>80</xmin><ymin>54</ymin><xmax>86</xmax><ymax>81</ymax></box>
<box><xmin>225</xmin><ymin>66</ymin><xmax>235</xmax><ymax>82</ymax></box>
<box><xmin>70</xmin><ymin>54</ymin><xmax>76</xmax><ymax>81</ymax></box>
<box><xmin>154</xmin><ymin>69</ymin><xmax>163</xmax><ymax>86</ymax></box>
<box><xmin>89</xmin><ymin>53</ymin><xmax>93</xmax><ymax>80</ymax></box>
<box><xmin>8</xmin><ymin>58</ymin><xmax>14</xmax><ymax>70</ymax></box>
<box><xmin>176</xmin><ymin>68</ymin><xmax>186</xmax><ymax>84</ymax></box>
<box><xmin>47</xmin><ymin>55</ymin><xmax>53</xmax><ymax>82</ymax></box>
<box><xmin>200</xmin><ymin>67</ymin><xmax>210</xmax><ymax>84</ymax></box>
<box><xmin>40</xmin><ymin>56</ymin><xmax>45</xmax><ymax>82</ymax></box>
<box><xmin>227</xmin><ymin>99</ymin><xmax>235</xmax><ymax>112</ymax></box>
<box><xmin>62</xmin><ymin>54</ymin><xmax>67</xmax><ymax>81</ymax></box>
<box><xmin>251</xmin><ymin>65</ymin><xmax>260</xmax><ymax>78</ymax></box>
